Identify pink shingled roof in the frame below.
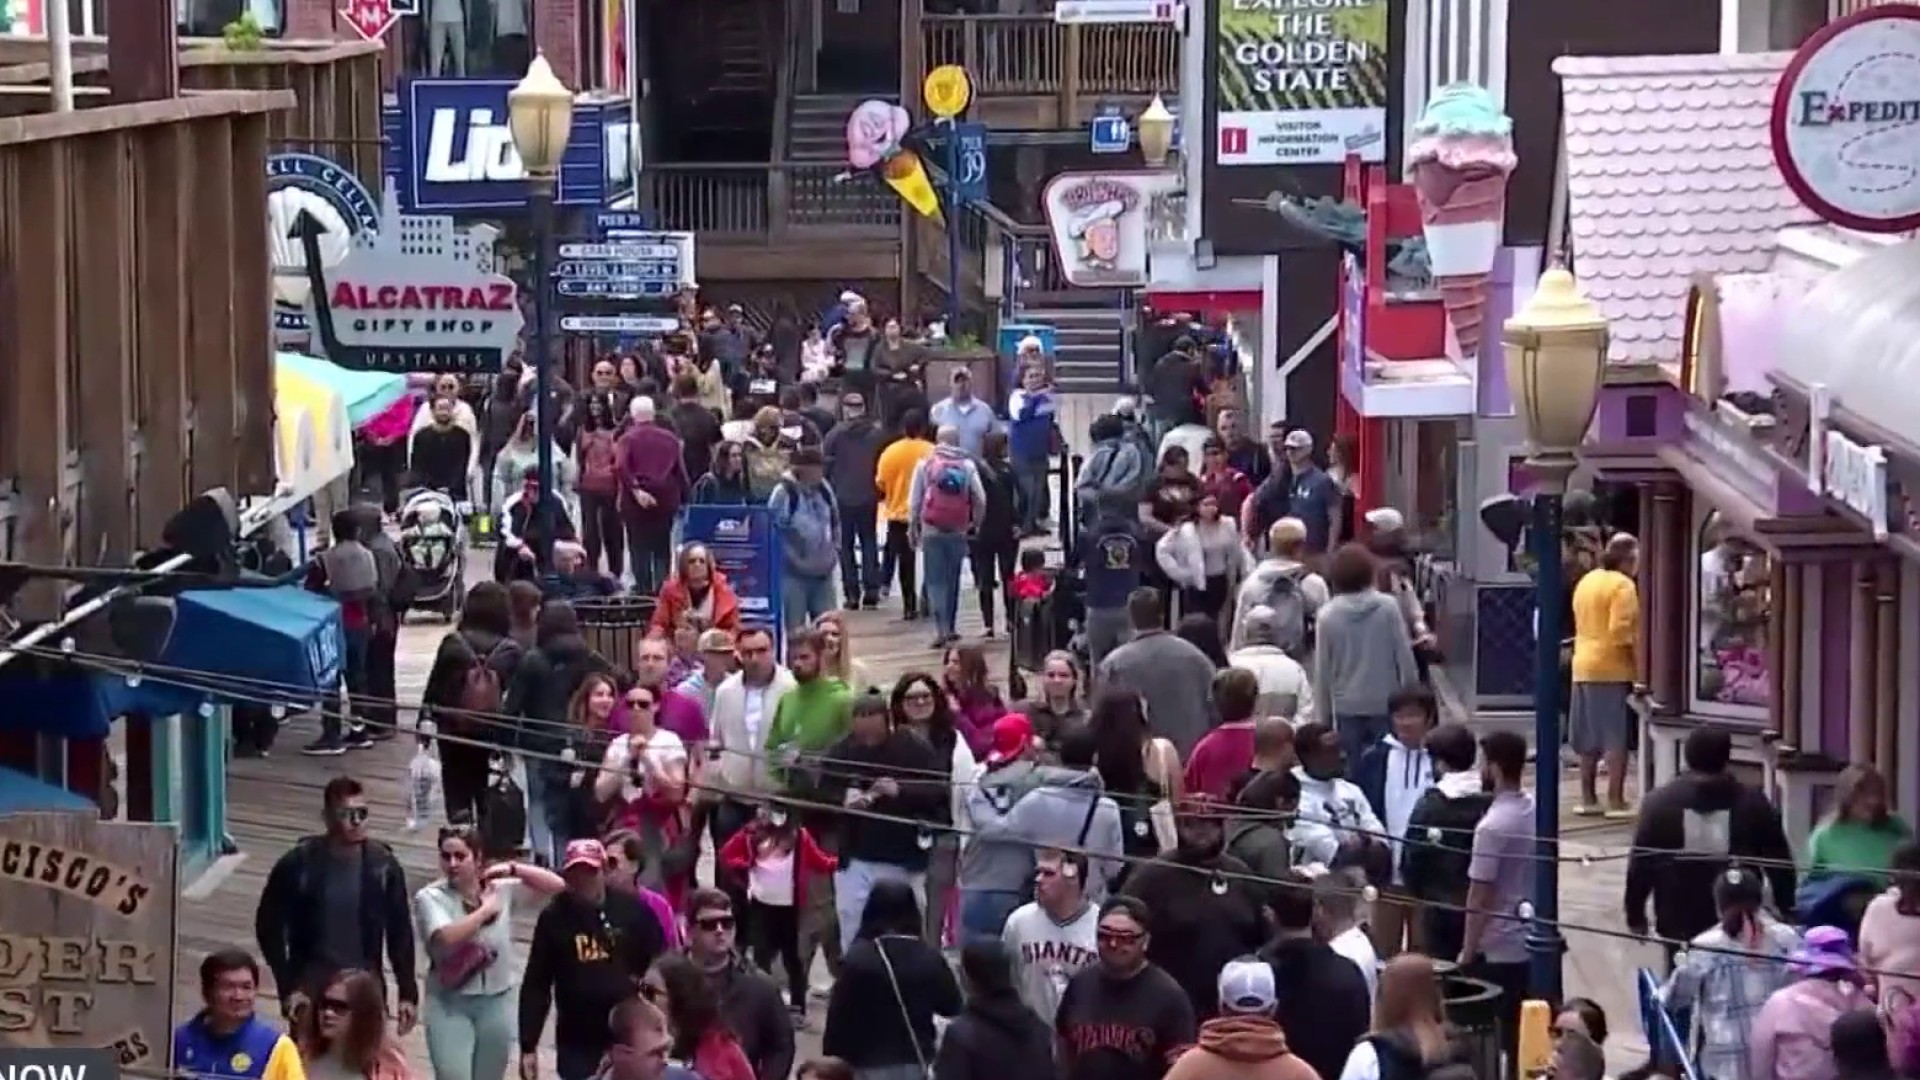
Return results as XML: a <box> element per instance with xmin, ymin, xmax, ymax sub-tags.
<box><xmin>1552</xmin><ymin>52</ymin><xmax>1820</xmax><ymax>365</ymax></box>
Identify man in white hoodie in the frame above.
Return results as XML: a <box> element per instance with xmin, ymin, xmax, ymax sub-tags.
<box><xmin>1226</xmin><ymin>605</ymin><xmax>1316</xmax><ymax>723</ymax></box>
<box><xmin>1288</xmin><ymin>720</ymin><xmax>1384</xmax><ymax>869</ymax></box>
<box><xmin>706</xmin><ymin>627</ymin><xmax>797</xmax><ymax>913</ymax></box>
<box><xmin>1352</xmin><ymin>684</ymin><xmax>1438</xmax><ymax>957</ymax></box>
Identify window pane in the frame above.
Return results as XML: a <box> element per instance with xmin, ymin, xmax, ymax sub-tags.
<box><xmin>407</xmin><ymin>0</ymin><xmax>534</xmax><ymax>77</ymax></box>
<box><xmin>1694</xmin><ymin>510</ymin><xmax>1773</xmax><ymax>710</ymax></box>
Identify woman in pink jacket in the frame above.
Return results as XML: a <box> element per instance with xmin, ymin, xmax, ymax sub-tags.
<box><xmin>1751</xmin><ymin>926</ymin><xmax>1875</xmax><ymax>1080</ymax></box>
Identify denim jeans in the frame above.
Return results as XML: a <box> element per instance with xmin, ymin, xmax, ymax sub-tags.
<box><xmin>839</xmin><ymin>503</ymin><xmax>881</xmax><ymax>600</ymax></box>
<box><xmin>323</xmin><ymin>626</ymin><xmax>372</xmax><ymax>739</ymax></box>
<box><xmin>523</xmin><ymin>760</ymin><xmax>570</xmax><ymax>868</ymax></box>
<box><xmin>423</xmin><ymin>988</ymin><xmax>515</xmax><ymax>1080</ymax></box>
<box><xmin>960</xmin><ymin>888</ymin><xmax>1026</xmax><ymax>944</ymax></box>
<box><xmin>1012</xmin><ymin>457</ymin><xmax>1049</xmax><ymax>532</ymax></box>
<box><xmin>834</xmin><ymin>859</ymin><xmax>927</xmax><ymax>948</ymax></box>
<box><xmin>782</xmin><ymin>573</ymin><xmax>837</xmax><ymax>634</ymax></box>
<box><xmin>1335</xmin><ymin>712</ymin><xmax>1392</xmax><ymax>770</ymax></box>
<box><xmin>922</xmin><ymin>530</ymin><xmax>968</xmax><ymax>640</ymax></box>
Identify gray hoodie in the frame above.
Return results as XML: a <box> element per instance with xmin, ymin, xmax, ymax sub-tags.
<box><xmin>1096</xmin><ymin>629</ymin><xmax>1219</xmax><ymax>755</ymax></box>
<box><xmin>822</xmin><ymin>416</ymin><xmax>886</xmax><ymax>508</ymax></box>
<box><xmin>1312</xmin><ymin>589</ymin><xmax>1418</xmax><ymax>719</ymax></box>
<box><xmin>964</xmin><ymin>766</ymin><xmax>1125</xmax><ymax>899</ymax></box>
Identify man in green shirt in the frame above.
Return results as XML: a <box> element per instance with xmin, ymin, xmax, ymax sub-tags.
<box><xmin>765</xmin><ymin>628</ymin><xmax>852</xmax><ymax>767</ymax></box>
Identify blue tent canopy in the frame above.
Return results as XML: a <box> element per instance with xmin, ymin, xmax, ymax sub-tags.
<box><xmin>0</xmin><ymin>765</ymin><xmax>99</xmax><ymax>814</ymax></box>
<box><xmin>0</xmin><ymin>586</ymin><xmax>344</xmax><ymax>739</ymax></box>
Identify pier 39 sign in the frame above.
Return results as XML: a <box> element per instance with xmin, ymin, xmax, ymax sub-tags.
<box><xmin>0</xmin><ymin>814</ymin><xmax>176</xmax><ymax>1071</ymax></box>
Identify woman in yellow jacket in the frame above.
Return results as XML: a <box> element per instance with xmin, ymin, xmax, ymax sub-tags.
<box><xmin>1568</xmin><ymin>531</ymin><xmax>1642</xmax><ymax>818</ymax></box>
<box><xmin>874</xmin><ymin>409</ymin><xmax>936</xmax><ymax>619</ymax></box>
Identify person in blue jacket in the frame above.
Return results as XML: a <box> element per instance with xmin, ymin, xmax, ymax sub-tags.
<box><xmin>175</xmin><ymin>949</ymin><xmax>308</xmax><ymax>1080</ymax></box>
<box><xmin>1006</xmin><ymin>360</ymin><xmax>1058</xmax><ymax>537</ymax></box>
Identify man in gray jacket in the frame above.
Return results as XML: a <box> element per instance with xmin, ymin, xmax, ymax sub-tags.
<box><xmin>1313</xmin><ymin>544</ymin><xmax>1419</xmax><ymax>765</ymax></box>
<box><xmin>964</xmin><ymin>727</ymin><xmax>1125</xmax><ymax>924</ymax></box>
<box><xmin>821</xmin><ymin>391</ymin><xmax>887</xmax><ymax>609</ymax></box>
<box><xmin>1096</xmin><ymin>587</ymin><xmax>1219</xmax><ymax>755</ymax></box>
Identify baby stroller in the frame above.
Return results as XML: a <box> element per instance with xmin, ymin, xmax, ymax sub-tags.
<box><xmin>398</xmin><ymin>488</ymin><xmax>466</xmax><ymax>621</ymax></box>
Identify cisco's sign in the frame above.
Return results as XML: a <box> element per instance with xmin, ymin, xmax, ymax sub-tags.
<box><xmin>388</xmin><ymin>79</ymin><xmax>636</xmax><ymax>212</ymax></box>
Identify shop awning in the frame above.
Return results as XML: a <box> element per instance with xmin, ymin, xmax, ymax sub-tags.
<box><xmin>1778</xmin><ymin>238</ymin><xmax>1920</xmax><ymax>446</ymax></box>
<box><xmin>0</xmin><ymin>765</ymin><xmax>99</xmax><ymax>814</ymax></box>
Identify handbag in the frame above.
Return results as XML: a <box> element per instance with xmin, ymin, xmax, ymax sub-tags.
<box><xmin>875</xmin><ymin>935</ymin><xmax>931</xmax><ymax>1078</ymax></box>
<box><xmin>435</xmin><ymin>937</ymin><xmax>498</xmax><ymax>991</ymax></box>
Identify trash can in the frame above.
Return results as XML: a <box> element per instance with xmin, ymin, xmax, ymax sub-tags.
<box><xmin>574</xmin><ymin>595</ymin><xmax>657</xmax><ymax>670</ymax></box>
<box><xmin>1442</xmin><ymin>973</ymin><xmax>1505</xmax><ymax>1080</ymax></box>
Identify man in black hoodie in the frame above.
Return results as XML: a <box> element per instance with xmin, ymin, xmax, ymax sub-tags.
<box><xmin>823</xmin><ymin>391</ymin><xmax>887</xmax><ymax>609</ymax></box>
<box><xmin>506</xmin><ymin>601</ymin><xmax>612</xmax><ymax>867</ymax></box>
<box><xmin>421</xmin><ymin>581</ymin><xmax>526</xmax><ymax>823</ymax></box>
<box><xmin>1259</xmin><ymin>869</ymin><xmax>1369</xmax><ymax>1080</ymax></box>
<box><xmin>667</xmin><ymin>372</ymin><xmax>722</xmax><ymax>483</ymax></box>
<box><xmin>1121</xmin><ymin>797</ymin><xmax>1265</xmax><ymax>1019</ymax></box>
<box><xmin>795</xmin><ymin>692</ymin><xmax>947</xmax><ymax>947</ymax></box>
<box><xmin>1400</xmin><ymin>722</ymin><xmax>1493</xmax><ymax>961</ymax></box>
<box><xmin>1625</xmin><ymin>726</ymin><xmax>1795</xmax><ymax>955</ymax></box>
<box><xmin>253</xmin><ymin>776</ymin><xmax>418</xmax><ymax>1029</ymax></box>
<box><xmin>520</xmin><ymin>838</ymin><xmax>668</xmax><ymax>1080</ymax></box>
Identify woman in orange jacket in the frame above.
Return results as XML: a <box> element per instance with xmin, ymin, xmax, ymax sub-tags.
<box><xmin>649</xmin><ymin>542</ymin><xmax>742</xmax><ymax>636</ymax></box>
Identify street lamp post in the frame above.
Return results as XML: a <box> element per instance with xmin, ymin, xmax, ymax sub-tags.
<box><xmin>1500</xmin><ymin>265</ymin><xmax>1610</xmax><ymax>1005</ymax></box>
<box><xmin>507</xmin><ymin>55</ymin><xmax>574</xmax><ymax>563</ymax></box>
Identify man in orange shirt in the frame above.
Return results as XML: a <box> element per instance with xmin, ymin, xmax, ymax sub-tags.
<box><xmin>873</xmin><ymin>408</ymin><xmax>935</xmax><ymax>619</ymax></box>
<box><xmin>1568</xmin><ymin>532</ymin><xmax>1642</xmax><ymax>817</ymax></box>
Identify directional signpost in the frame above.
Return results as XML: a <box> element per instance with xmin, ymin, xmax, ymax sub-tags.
<box><xmin>553</xmin><ymin>239</ymin><xmax>682</xmax><ymax>300</ymax></box>
<box><xmin>559</xmin><ymin>314</ymin><xmax>682</xmax><ymax>334</ymax></box>
<box><xmin>552</xmin><ymin>225</ymin><xmax>694</xmax><ymax>342</ymax></box>
<box><xmin>1091</xmin><ymin>107</ymin><xmax>1131</xmax><ymax>154</ymax></box>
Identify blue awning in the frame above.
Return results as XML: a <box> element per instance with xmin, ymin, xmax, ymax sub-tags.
<box><xmin>0</xmin><ymin>765</ymin><xmax>100</xmax><ymax>814</ymax></box>
<box><xmin>0</xmin><ymin>586</ymin><xmax>343</xmax><ymax>740</ymax></box>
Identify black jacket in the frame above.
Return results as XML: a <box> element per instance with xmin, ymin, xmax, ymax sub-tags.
<box><xmin>708</xmin><ymin>956</ymin><xmax>797</xmax><ymax>1080</ymax></box>
<box><xmin>823</xmin><ymin>935</ymin><xmax>962</xmax><ymax>1068</ymax></box>
<box><xmin>1121</xmin><ymin>851</ymin><xmax>1265</xmax><ymax>1018</ymax></box>
<box><xmin>933</xmin><ymin>993</ymin><xmax>1056</xmax><ymax>1080</ymax></box>
<box><xmin>1260</xmin><ymin>935</ymin><xmax>1371</xmax><ymax>1080</ymax></box>
<box><xmin>1400</xmin><ymin>778</ymin><xmax>1493</xmax><ymax>906</ymax></box>
<box><xmin>253</xmin><ymin>836</ymin><xmax>418</xmax><ymax>1005</ymax></box>
<box><xmin>1144</xmin><ymin>352</ymin><xmax>1204</xmax><ymax>426</ymax></box>
<box><xmin>823</xmin><ymin>417</ymin><xmax>887</xmax><ymax>508</ymax></box>
<box><xmin>410</xmin><ymin>424</ymin><xmax>473</xmax><ymax>499</ymax></box>
<box><xmin>669</xmin><ymin>400</ymin><xmax>723</xmax><ymax>482</ymax></box>
<box><xmin>505</xmin><ymin>631</ymin><xmax>611</xmax><ymax>759</ymax></box>
<box><xmin>796</xmin><ymin>731</ymin><xmax>948</xmax><ymax>870</ymax></box>
<box><xmin>976</xmin><ymin>457</ymin><xmax>1020</xmax><ymax>544</ymax></box>
<box><xmin>421</xmin><ymin>626</ymin><xmax>525</xmax><ymax>744</ymax></box>
<box><xmin>518</xmin><ymin>888</ymin><xmax>667</xmax><ymax>1057</ymax></box>
<box><xmin>1625</xmin><ymin>770</ymin><xmax>1795</xmax><ymax>940</ymax></box>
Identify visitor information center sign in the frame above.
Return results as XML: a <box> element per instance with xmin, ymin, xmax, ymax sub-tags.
<box><xmin>1214</xmin><ymin>0</ymin><xmax>1389</xmax><ymax>166</ymax></box>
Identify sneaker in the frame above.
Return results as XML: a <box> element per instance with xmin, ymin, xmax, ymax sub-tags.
<box><xmin>862</xmin><ymin>592</ymin><xmax>881</xmax><ymax>609</ymax></box>
<box><xmin>301</xmin><ymin>735</ymin><xmax>347</xmax><ymax>756</ymax></box>
<box><xmin>983</xmin><ymin>625</ymin><xmax>997</xmax><ymax>639</ymax></box>
<box><xmin>788</xmin><ymin>1006</ymin><xmax>809</xmax><ymax>1031</ymax></box>
<box><xmin>342</xmin><ymin>727</ymin><xmax>375</xmax><ymax>751</ymax></box>
<box><xmin>901</xmin><ymin>609</ymin><xmax>921</xmax><ymax>622</ymax></box>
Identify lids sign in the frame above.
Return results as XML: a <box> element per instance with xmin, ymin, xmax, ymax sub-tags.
<box><xmin>1771</xmin><ymin>4</ymin><xmax>1920</xmax><ymax>233</ymax></box>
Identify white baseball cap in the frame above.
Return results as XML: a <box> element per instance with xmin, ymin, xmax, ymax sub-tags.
<box><xmin>1217</xmin><ymin>956</ymin><xmax>1276</xmax><ymax>1014</ymax></box>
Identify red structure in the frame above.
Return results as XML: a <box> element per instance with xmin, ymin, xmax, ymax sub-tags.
<box><xmin>1332</xmin><ymin>154</ymin><xmax>1463</xmax><ymax>532</ymax></box>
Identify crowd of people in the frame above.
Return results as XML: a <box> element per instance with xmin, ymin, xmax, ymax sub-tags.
<box><xmin>194</xmin><ymin>296</ymin><xmax>1920</xmax><ymax>1080</ymax></box>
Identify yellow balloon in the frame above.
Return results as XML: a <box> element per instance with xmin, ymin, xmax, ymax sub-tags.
<box><xmin>922</xmin><ymin>65</ymin><xmax>973</xmax><ymax>119</ymax></box>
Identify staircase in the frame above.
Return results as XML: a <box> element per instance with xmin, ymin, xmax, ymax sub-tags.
<box><xmin>712</xmin><ymin>0</ymin><xmax>775</xmax><ymax>94</ymax></box>
<box><xmin>785</xmin><ymin>92</ymin><xmax>899</xmax><ymax>226</ymax></box>
<box><xmin>1020</xmin><ymin>306</ymin><xmax>1129</xmax><ymax>394</ymax></box>
<box><xmin>788</xmin><ymin>93</ymin><xmax>875</xmax><ymax>161</ymax></box>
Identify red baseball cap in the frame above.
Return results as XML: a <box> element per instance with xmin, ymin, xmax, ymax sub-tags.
<box><xmin>985</xmin><ymin>714</ymin><xmax>1035</xmax><ymax>766</ymax></box>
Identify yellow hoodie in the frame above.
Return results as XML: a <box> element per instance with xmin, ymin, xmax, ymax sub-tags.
<box><xmin>875</xmin><ymin>437</ymin><xmax>934</xmax><ymax>523</ymax></box>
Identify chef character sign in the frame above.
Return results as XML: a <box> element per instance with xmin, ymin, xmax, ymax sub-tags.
<box><xmin>1042</xmin><ymin>174</ymin><xmax>1146</xmax><ymax>287</ymax></box>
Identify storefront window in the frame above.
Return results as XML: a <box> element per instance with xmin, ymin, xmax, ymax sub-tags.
<box><xmin>401</xmin><ymin>1</ymin><xmax>536</xmax><ymax>79</ymax></box>
<box><xmin>1692</xmin><ymin>508</ymin><xmax>1773</xmax><ymax>714</ymax></box>
<box><xmin>14</xmin><ymin>0</ymin><xmax>286</xmax><ymax>37</ymax></box>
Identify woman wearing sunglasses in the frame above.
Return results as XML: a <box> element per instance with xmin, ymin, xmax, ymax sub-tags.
<box><xmin>413</xmin><ymin>822</ymin><xmax>564</xmax><ymax>1080</ymax></box>
<box><xmin>594</xmin><ymin>681</ymin><xmax>691</xmax><ymax>912</ymax></box>
<box><xmin>640</xmin><ymin>954</ymin><xmax>756</xmax><ymax>1080</ymax></box>
<box><xmin>292</xmin><ymin>969</ymin><xmax>409</xmax><ymax>1080</ymax></box>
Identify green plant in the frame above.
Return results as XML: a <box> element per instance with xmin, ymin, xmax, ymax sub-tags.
<box><xmin>941</xmin><ymin>331</ymin><xmax>983</xmax><ymax>350</ymax></box>
<box><xmin>222</xmin><ymin>11</ymin><xmax>265</xmax><ymax>50</ymax></box>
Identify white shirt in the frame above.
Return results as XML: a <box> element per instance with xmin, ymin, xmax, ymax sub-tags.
<box><xmin>748</xmin><ymin>847</ymin><xmax>796</xmax><ymax>906</ymax></box>
<box><xmin>1001</xmin><ymin>901</ymin><xmax>1099</xmax><ymax>1024</ymax></box>
<box><xmin>1338</xmin><ymin>1040</ymin><xmax>1384</xmax><ymax>1080</ymax></box>
<box><xmin>743</xmin><ymin>685</ymin><xmax>768</xmax><ymax>748</ymax></box>
<box><xmin>603</xmin><ymin>729</ymin><xmax>688</xmax><ymax>803</ymax></box>
<box><xmin>1329</xmin><ymin>925</ymin><xmax>1379</xmax><ymax>1018</ymax></box>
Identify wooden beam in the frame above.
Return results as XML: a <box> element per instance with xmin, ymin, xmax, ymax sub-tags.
<box><xmin>231</xmin><ymin>113</ymin><xmax>276</xmax><ymax>496</ymax></box>
<box><xmin>133</xmin><ymin>123</ymin><xmax>187</xmax><ymax>546</ymax></box>
<box><xmin>104</xmin><ymin>0</ymin><xmax>180</xmax><ymax>103</ymax></box>
<box><xmin>0</xmin><ymin>88</ymin><xmax>291</xmax><ymax>147</ymax></box>
<box><xmin>185</xmin><ymin>120</ymin><xmax>236</xmax><ymax>495</ymax></box>
<box><xmin>3</xmin><ymin>141</ymin><xmax>72</xmax><ymax>615</ymax></box>
<box><xmin>73</xmin><ymin>131</ymin><xmax>136</xmax><ymax>563</ymax></box>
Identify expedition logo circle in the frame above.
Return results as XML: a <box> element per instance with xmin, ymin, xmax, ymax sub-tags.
<box><xmin>1771</xmin><ymin>4</ymin><xmax>1920</xmax><ymax>233</ymax></box>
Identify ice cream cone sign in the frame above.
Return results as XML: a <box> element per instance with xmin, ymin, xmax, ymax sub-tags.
<box><xmin>1407</xmin><ymin>82</ymin><xmax>1515</xmax><ymax>358</ymax></box>
<box><xmin>845</xmin><ymin>98</ymin><xmax>943</xmax><ymax>222</ymax></box>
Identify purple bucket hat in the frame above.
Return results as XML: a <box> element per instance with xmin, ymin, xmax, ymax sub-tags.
<box><xmin>1788</xmin><ymin>925</ymin><xmax>1856</xmax><ymax>977</ymax></box>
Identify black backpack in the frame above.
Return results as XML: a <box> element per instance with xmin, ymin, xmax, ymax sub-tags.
<box><xmin>1371</xmin><ymin>1033</ymin><xmax>1477</xmax><ymax>1080</ymax></box>
<box><xmin>479</xmin><ymin>758</ymin><xmax>527</xmax><ymax>858</ymax></box>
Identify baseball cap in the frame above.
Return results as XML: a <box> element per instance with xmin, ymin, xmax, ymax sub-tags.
<box><xmin>697</xmin><ymin>628</ymin><xmax>735</xmax><ymax>654</ymax></box>
<box><xmin>562</xmin><ymin>839</ymin><xmax>607</xmax><ymax>872</ymax></box>
<box><xmin>1364</xmin><ymin>506</ymin><xmax>1406</xmax><ymax>532</ymax></box>
<box><xmin>984</xmin><ymin>714</ymin><xmax>1035</xmax><ymax>766</ymax></box>
<box><xmin>1217</xmin><ymin>956</ymin><xmax>1276</xmax><ymax>1014</ymax></box>
<box><xmin>1283</xmin><ymin>429</ymin><xmax>1313</xmax><ymax>451</ymax></box>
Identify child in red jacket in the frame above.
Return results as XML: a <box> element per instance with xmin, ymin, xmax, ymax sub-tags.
<box><xmin>719</xmin><ymin>804</ymin><xmax>838</xmax><ymax>1018</ymax></box>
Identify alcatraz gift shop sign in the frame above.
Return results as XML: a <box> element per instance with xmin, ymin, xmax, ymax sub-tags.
<box><xmin>299</xmin><ymin>179</ymin><xmax>525</xmax><ymax>374</ymax></box>
<box><xmin>0</xmin><ymin>814</ymin><xmax>177</xmax><ymax>1069</ymax></box>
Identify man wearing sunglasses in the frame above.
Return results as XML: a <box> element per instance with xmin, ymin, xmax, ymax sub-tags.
<box><xmin>253</xmin><ymin>776</ymin><xmax>418</xmax><ymax>1033</ymax></box>
<box><xmin>1055</xmin><ymin>896</ymin><xmax>1195</xmax><ymax>1080</ymax></box>
<box><xmin>683</xmin><ymin>888</ymin><xmax>795</xmax><ymax>1080</ymax></box>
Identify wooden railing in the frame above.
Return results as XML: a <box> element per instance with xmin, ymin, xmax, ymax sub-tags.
<box><xmin>639</xmin><ymin>163</ymin><xmax>901</xmax><ymax>238</ymax></box>
<box><xmin>914</xmin><ymin>162</ymin><xmax>1068</xmax><ymax>312</ymax></box>
<box><xmin>920</xmin><ymin>15</ymin><xmax>1178</xmax><ymax>98</ymax></box>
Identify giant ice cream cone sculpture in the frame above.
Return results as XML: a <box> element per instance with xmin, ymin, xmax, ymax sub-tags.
<box><xmin>1409</xmin><ymin>83</ymin><xmax>1517</xmax><ymax>357</ymax></box>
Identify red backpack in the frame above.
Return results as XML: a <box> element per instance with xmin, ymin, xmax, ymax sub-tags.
<box><xmin>446</xmin><ymin>641</ymin><xmax>507</xmax><ymax>736</ymax></box>
<box><xmin>918</xmin><ymin>456</ymin><xmax>973</xmax><ymax>532</ymax></box>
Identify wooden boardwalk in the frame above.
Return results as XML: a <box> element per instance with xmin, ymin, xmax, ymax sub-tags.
<box><xmin>171</xmin><ymin>581</ymin><xmax>1003</xmax><ymax>1070</ymax></box>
